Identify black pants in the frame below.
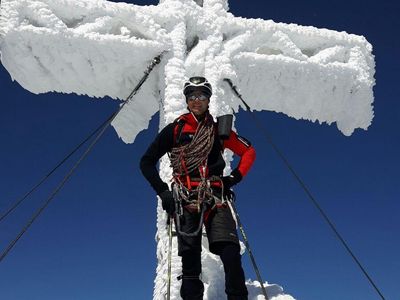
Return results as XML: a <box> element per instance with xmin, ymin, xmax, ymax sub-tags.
<box><xmin>180</xmin><ymin>243</ymin><xmax>248</xmax><ymax>300</ymax></box>
<box><xmin>177</xmin><ymin>201</ymin><xmax>248</xmax><ymax>299</ymax></box>
<box><xmin>177</xmin><ymin>205</ymin><xmax>240</xmax><ymax>255</ymax></box>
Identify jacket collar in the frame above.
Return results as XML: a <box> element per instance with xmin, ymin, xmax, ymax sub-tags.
<box><xmin>181</xmin><ymin>111</ymin><xmax>212</xmax><ymax>126</ymax></box>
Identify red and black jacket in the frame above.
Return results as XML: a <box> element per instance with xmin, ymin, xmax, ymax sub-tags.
<box><xmin>140</xmin><ymin>112</ymin><xmax>256</xmax><ymax>195</ymax></box>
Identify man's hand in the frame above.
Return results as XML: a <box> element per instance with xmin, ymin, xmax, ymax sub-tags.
<box><xmin>159</xmin><ymin>190</ymin><xmax>175</xmax><ymax>215</ymax></box>
<box><xmin>221</xmin><ymin>169</ymin><xmax>243</xmax><ymax>190</ymax></box>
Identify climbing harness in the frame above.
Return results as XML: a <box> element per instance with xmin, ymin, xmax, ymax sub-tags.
<box><xmin>0</xmin><ymin>53</ymin><xmax>165</xmax><ymax>263</ymax></box>
<box><xmin>224</xmin><ymin>78</ymin><xmax>386</xmax><ymax>300</ymax></box>
<box><xmin>172</xmin><ymin>175</ymin><xmax>225</xmax><ymax>237</ymax></box>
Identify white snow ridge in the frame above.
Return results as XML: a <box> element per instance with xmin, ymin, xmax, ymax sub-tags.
<box><xmin>0</xmin><ymin>0</ymin><xmax>375</xmax><ymax>299</ymax></box>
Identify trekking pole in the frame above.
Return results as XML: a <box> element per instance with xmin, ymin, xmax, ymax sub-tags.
<box><xmin>228</xmin><ymin>199</ymin><xmax>269</xmax><ymax>300</ymax></box>
<box><xmin>166</xmin><ymin>216</ymin><xmax>173</xmax><ymax>300</ymax></box>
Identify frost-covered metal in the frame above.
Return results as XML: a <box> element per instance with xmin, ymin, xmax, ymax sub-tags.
<box><xmin>0</xmin><ymin>0</ymin><xmax>375</xmax><ymax>299</ymax></box>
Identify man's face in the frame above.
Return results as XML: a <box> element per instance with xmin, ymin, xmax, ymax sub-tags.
<box><xmin>187</xmin><ymin>91</ymin><xmax>210</xmax><ymax>117</ymax></box>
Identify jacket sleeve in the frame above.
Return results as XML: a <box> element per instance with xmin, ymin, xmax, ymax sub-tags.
<box><xmin>140</xmin><ymin>123</ymin><xmax>174</xmax><ymax>195</ymax></box>
<box><xmin>223</xmin><ymin>130</ymin><xmax>256</xmax><ymax>177</ymax></box>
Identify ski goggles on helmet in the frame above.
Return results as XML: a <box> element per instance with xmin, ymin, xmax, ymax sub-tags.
<box><xmin>183</xmin><ymin>76</ymin><xmax>212</xmax><ymax>98</ymax></box>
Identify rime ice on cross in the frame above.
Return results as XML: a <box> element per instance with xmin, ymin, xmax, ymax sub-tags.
<box><xmin>0</xmin><ymin>0</ymin><xmax>375</xmax><ymax>299</ymax></box>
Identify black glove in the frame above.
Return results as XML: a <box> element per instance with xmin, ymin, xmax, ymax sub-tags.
<box><xmin>221</xmin><ymin>169</ymin><xmax>243</xmax><ymax>190</ymax></box>
<box><xmin>159</xmin><ymin>190</ymin><xmax>175</xmax><ymax>215</ymax></box>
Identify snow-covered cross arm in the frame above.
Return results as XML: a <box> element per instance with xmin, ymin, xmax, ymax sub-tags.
<box><xmin>0</xmin><ymin>0</ymin><xmax>375</xmax><ymax>140</ymax></box>
<box><xmin>0</xmin><ymin>0</ymin><xmax>375</xmax><ymax>299</ymax></box>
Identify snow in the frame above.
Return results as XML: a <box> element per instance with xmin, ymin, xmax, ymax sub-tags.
<box><xmin>0</xmin><ymin>0</ymin><xmax>375</xmax><ymax>299</ymax></box>
<box><xmin>0</xmin><ymin>0</ymin><xmax>375</xmax><ymax>141</ymax></box>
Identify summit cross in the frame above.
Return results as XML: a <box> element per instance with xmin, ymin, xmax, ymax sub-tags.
<box><xmin>0</xmin><ymin>0</ymin><xmax>375</xmax><ymax>299</ymax></box>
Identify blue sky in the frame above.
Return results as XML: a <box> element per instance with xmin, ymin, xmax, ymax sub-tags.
<box><xmin>0</xmin><ymin>1</ymin><xmax>399</xmax><ymax>299</ymax></box>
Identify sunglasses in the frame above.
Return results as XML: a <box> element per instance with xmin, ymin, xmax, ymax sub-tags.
<box><xmin>187</xmin><ymin>94</ymin><xmax>209</xmax><ymax>101</ymax></box>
